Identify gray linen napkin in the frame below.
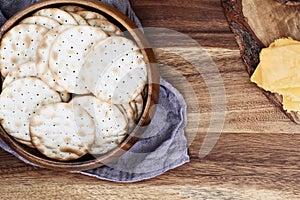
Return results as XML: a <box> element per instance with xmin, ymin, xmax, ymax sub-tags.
<box><xmin>0</xmin><ymin>0</ymin><xmax>189</xmax><ymax>182</ymax></box>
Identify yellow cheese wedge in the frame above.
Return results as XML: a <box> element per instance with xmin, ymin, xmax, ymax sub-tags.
<box><xmin>250</xmin><ymin>64</ymin><xmax>263</xmax><ymax>87</ymax></box>
<box><xmin>250</xmin><ymin>38</ymin><xmax>300</xmax><ymax>112</ymax></box>
<box><xmin>260</xmin><ymin>45</ymin><xmax>300</xmax><ymax>88</ymax></box>
<box><xmin>277</xmin><ymin>87</ymin><xmax>300</xmax><ymax>101</ymax></box>
<box><xmin>271</xmin><ymin>76</ymin><xmax>300</xmax><ymax>89</ymax></box>
<box><xmin>283</xmin><ymin>96</ymin><xmax>300</xmax><ymax>112</ymax></box>
<box><xmin>269</xmin><ymin>37</ymin><xmax>300</xmax><ymax>47</ymax></box>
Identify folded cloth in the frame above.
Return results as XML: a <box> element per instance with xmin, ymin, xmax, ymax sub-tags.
<box><xmin>0</xmin><ymin>0</ymin><xmax>189</xmax><ymax>182</ymax></box>
<box><xmin>79</xmin><ymin>78</ymin><xmax>189</xmax><ymax>182</ymax></box>
<box><xmin>0</xmin><ymin>0</ymin><xmax>36</xmax><ymax>20</ymax></box>
<box><xmin>0</xmin><ymin>10</ymin><xmax>6</xmax><ymax>26</ymax></box>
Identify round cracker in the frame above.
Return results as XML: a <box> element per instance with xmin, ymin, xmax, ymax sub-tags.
<box><xmin>33</xmin><ymin>8</ymin><xmax>78</xmax><ymax>25</ymax></box>
<box><xmin>30</xmin><ymin>102</ymin><xmax>95</xmax><ymax>161</ymax></box>
<box><xmin>76</xmin><ymin>11</ymin><xmax>107</xmax><ymax>21</ymax></box>
<box><xmin>60</xmin><ymin>5</ymin><xmax>86</xmax><ymax>12</ymax></box>
<box><xmin>14</xmin><ymin>138</ymin><xmax>35</xmax><ymax>148</ymax></box>
<box><xmin>141</xmin><ymin>85</ymin><xmax>148</xmax><ymax>99</ymax></box>
<box><xmin>69</xmin><ymin>12</ymin><xmax>88</xmax><ymax>25</ymax></box>
<box><xmin>134</xmin><ymin>94</ymin><xmax>144</xmax><ymax>121</ymax></box>
<box><xmin>0</xmin><ymin>77</ymin><xmax>61</xmax><ymax>142</ymax></box>
<box><xmin>83</xmin><ymin>36</ymin><xmax>140</xmax><ymax>93</ymax></box>
<box><xmin>2</xmin><ymin>61</ymin><xmax>70</xmax><ymax>103</ymax></box>
<box><xmin>49</xmin><ymin>26</ymin><xmax>107</xmax><ymax>94</ymax></box>
<box><xmin>20</xmin><ymin>16</ymin><xmax>60</xmax><ymax>29</ymax></box>
<box><xmin>118</xmin><ymin>104</ymin><xmax>136</xmax><ymax>132</ymax></box>
<box><xmin>2</xmin><ymin>60</ymin><xmax>70</xmax><ymax>103</ymax></box>
<box><xmin>93</xmin><ymin>50</ymin><xmax>147</xmax><ymax>104</ymax></box>
<box><xmin>87</xmin><ymin>19</ymin><xmax>123</xmax><ymax>35</ymax></box>
<box><xmin>0</xmin><ymin>24</ymin><xmax>49</xmax><ymax>77</ymax></box>
<box><xmin>70</xmin><ymin>96</ymin><xmax>127</xmax><ymax>155</ymax></box>
<box><xmin>2</xmin><ymin>61</ymin><xmax>37</xmax><ymax>89</ymax></box>
<box><xmin>36</xmin><ymin>25</ymin><xmax>74</xmax><ymax>92</ymax></box>
<box><xmin>130</xmin><ymin>100</ymin><xmax>138</xmax><ymax>120</ymax></box>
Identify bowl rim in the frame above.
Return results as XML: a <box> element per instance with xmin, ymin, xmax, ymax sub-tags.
<box><xmin>0</xmin><ymin>0</ymin><xmax>160</xmax><ymax>171</ymax></box>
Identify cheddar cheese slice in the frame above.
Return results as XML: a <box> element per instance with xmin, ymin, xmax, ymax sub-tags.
<box><xmin>283</xmin><ymin>96</ymin><xmax>300</xmax><ymax>112</ymax></box>
<box><xmin>260</xmin><ymin>45</ymin><xmax>300</xmax><ymax>88</ymax></box>
<box><xmin>269</xmin><ymin>37</ymin><xmax>300</xmax><ymax>47</ymax></box>
<box><xmin>278</xmin><ymin>87</ymin><xmax>300</xmax><ymax>101</ymax></box>
<box><xmin>250</xmin><ymin>38</ymin><xmax>300</xmax><ymax>112</ymax></box>
<box><xmin>250</xmin><ymin>64</ymin><xmax>263</xmax><ymax>88</ymax></box>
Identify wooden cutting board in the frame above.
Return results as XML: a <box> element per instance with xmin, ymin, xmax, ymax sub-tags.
<box><xmin>222</xmin><ymin>0</ymin><xmax>300</xmax><ymax>124</ymax></box>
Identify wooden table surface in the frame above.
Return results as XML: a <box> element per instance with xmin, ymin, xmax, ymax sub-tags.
<box><xmin>1</xmin><ymin>0</ymin><xmax>300</xmax><ymax>199</ymax></box>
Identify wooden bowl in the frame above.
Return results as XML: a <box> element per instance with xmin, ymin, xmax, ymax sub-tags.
<box><xmin>0</xmin><ymin>0</ymin><xmax>159</xmax><ymax>171</ymax></box>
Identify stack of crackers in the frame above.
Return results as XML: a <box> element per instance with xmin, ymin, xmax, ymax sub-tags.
<box><xmin>0</xmin><ymin>6</ymin><xmax>148</xmax><ymax>161</ymax></box>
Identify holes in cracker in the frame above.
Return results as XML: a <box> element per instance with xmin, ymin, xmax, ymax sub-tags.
<box><xmin>0</xmin><ymin>7</ymin><xmax>149</xmax><ymax>159</ymax></box>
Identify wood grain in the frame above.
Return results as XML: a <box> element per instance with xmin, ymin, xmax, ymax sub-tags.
<box><xmin>131</xmin><ymin>0</ymin><xmax>237</xmax><ymax>49</ymax></box>
<box><xmin>1</xmin><ymin>0</ymin><xmax>300</xmax><ymax>199</ymax></box>
<box><xmin>222</xmin><ymin>0</ymin><xmax>300</xmax><ymax>124</ymax></box>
